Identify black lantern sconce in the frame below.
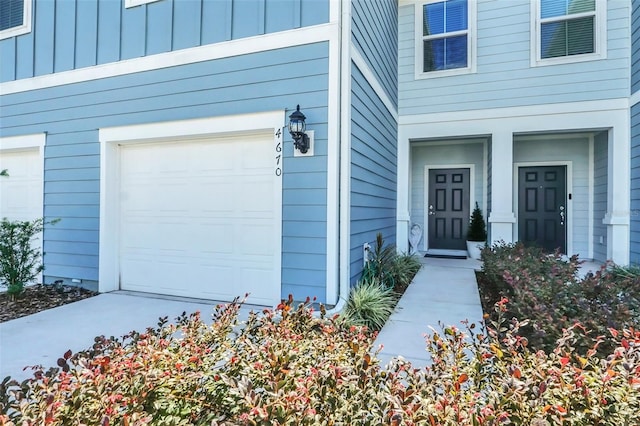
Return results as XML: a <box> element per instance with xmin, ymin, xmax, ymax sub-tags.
<box><xmin>288</xmin><ymin>105</ymin><xmax>310</xmax><ymax>154</ymax></box>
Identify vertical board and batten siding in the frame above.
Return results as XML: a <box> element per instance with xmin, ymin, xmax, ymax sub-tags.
<box><xmin>410</xmin><ymin>141</ymin><xmax>485</xmax><ymax>251</ymax></box>
<box><xmin>513</xmin><ymin>137</ymin><xmax>590</xmax><ymax>257</ymax></box>
<box><xmin>631</xmin><ymin>103</ymin><xmax>640</xmax><ymax>264</ymax></box>
<box><xmin>0</xmin><ymin>0</ymin><xmax>329</xmax><ymax>83</ymax></box>
<box><xmin>351</xmin><ymin>0</ymin><xmax>398</xmax><ymax>109</ymax></box>
<box><xmin>398</xmin><ymin>0</ymin><xmax>630</xmax><ymax>115</ymax></box>
<box><xmin>350</xmin><ymin>64</ymin><xmax>397</xmax><ymax>285</ymax></box>
<box><xmin>632</xmin><ymin>0</ymin><xmax>640</xmax><ymax>93</ymax></box>
<box><xmin>593</xmin><ymin>132</ymin><xmax>608</xmax><ymax>262</ymax></box>
<box><xmin>0</xmin><ymin>42</ymin><xmax>331</xmax><ymax>302</ymax></box>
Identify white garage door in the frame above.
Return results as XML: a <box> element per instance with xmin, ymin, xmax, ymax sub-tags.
<box><xmin>118</xmin><ymin>134</ymin><xmax>280</xmax><ymax>304</ymax></box>
<box><xmin>0</xmin><ymin>149</ymin><xmax>43</xmax><ymax>221</ymax></box>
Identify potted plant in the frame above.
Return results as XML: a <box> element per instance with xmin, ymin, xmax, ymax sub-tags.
<box><xmin>466</xmin><ymin>202</ymin><xmax>487</xmax><ymax>260</ymax></box>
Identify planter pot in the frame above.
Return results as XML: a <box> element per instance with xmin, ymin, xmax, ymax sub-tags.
<box><xmin>466</xmin><ymin>240</ymin><xmax>485</xmax><ymax>260</ymax></box>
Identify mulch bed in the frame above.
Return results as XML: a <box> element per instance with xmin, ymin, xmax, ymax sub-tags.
<box><xmin>0</xmin><ymin>284</ymin><xmax>98</xmax><ymax>323</ymax></box>
<box><xmin>475</xmin><ymin>270</ymin><xmax>501</xmax><ymax>316</ymax></box>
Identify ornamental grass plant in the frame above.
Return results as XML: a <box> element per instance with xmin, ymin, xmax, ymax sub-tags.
<box><xmin>341</xmin><ymin>277</ymin><xmax>398</xmax><ymax>331</ymax></box>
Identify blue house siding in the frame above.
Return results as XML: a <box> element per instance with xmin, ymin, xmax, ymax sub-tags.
<box><xmin>398</xmin><ymin>0</ymin><xmax>630</xmax><ymax>115</ymax></box>
<box><xmin>632</xmin><ymin>0</ymin><xmax>640</xmax><ymax>93</ymax></box>
<box><xmin>631</xmin><ymin>103</ymin><xmax>640</xmax><ymax>264</ymax></box>
<box><xmin>351</xmin><ymin>0</ymin><xmax>398</xmax><ymax>109</ymax></box>
<box><xmin>350</xmin><ymin>64</ymin><xmax>397</xmax><ymax>285</ymax></box>
<box><xmin>0</xmin><ymin>0</ymin><xmax>330</xmax><ymax>83</ymax></box>
<box><xmin>1</xmin><ymin>42</ymin><xmax>331</xmax><ymax>302</ymax></box>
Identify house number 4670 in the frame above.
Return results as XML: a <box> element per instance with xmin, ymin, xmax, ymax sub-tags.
<box><xmin>275</xmin><ymin>128</ymin><xmax>282</xmax><ymax>176</ymax></box>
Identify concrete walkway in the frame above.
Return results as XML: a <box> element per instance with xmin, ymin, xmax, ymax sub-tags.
<box><xmin>1</xmin><ymin>257</ymin><xmax>601</xmax><ymax>380</ymax></box>
<box><xmin>374</xmin><ymin>256</ymin><xmax>484</xmax><ymax>368</ymax></box>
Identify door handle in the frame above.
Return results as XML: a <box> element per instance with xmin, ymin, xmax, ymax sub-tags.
<box><xmin>429</xmin><ymin>204</ymin><xmax>436</xmax><ymax>216</ymax></box>
<box><xmin>559</xmin><ymin>205</ymin><xmax>565</xmax><ymax>226</ymax></box>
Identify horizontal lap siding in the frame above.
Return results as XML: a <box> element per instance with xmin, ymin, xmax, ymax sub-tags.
<box><xmin>632</xmin><ymin>0</ymin><xmax>640</xmax><ymax>93</ymax></box>
<box><xmin>350</xmin><ymin>65</ymin><xmax>397</xmax><ymax>285</ymax></box>
<box><xmin>593</xmin><ymin>132</ymin><xmax>608</xmax><ymax>262</ymax></box>
<box><xmin>631</xmin><ymin>103</ymin><xmax>640</xmax><ymax>264</ymax></box>
<box><xmin>398</xmin><ymin>1</ymin><xmax>630</xmax><ymax>115</ymax></box>
<box><xmin>0</xmin><ymin>0</ymin><xmax>330</xmax><ymax>83</ymax></box>
<box><xmin>1</xmin><ymin>43</ymin><xmax>330</xmax><ymax>302</ymax></box>
<box><xmin>351</xmin><ymin>0</ymin><xmax>398</xmax><ymax>108</ymax></box>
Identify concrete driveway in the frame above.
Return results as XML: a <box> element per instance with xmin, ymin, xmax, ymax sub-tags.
<box><xmin>0</xmin><ymin>292</ymin><xmax>257</xmax><ymax>381</ymax></box>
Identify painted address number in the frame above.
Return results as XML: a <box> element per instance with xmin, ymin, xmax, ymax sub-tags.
<box><xmin>275</xmin><ymin>128</ymin><xmax>282</xmax><ymax>176</ymax></box>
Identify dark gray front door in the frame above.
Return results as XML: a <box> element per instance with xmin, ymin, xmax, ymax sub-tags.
<box><xmin>428</xmin><ymin>168</ymin><xmax>470</xmax><ymax>250</ymax></box>
<box><xmin>518</xmin><ymin>166</ymin><xmax>567</xmax><ymax>253</ymax></box>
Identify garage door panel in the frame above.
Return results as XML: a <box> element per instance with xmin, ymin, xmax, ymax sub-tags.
<box><xmin>200</xmin><ymin>224</ymin><xmax>234</xmax><ymax>253</ymax></box>
<box><xmin>119</xmin><ymin>135</ymin><xmax>278</xmax><ymax>303</ymax></box>
<box><xmin>240</xmin><ymin>225</ymin><xmax>275</xmax><ymax>255</ymax></box>
<box><xmin>0</xmin><ymin>150</ymin><xmax>42</xmax><ymax>221</ymax></box>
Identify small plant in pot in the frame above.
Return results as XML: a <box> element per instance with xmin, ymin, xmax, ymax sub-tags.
<box><xmin>466</xmin><ymin>202</ymin><xmax>487</xmax><ymax>260</ymax></box>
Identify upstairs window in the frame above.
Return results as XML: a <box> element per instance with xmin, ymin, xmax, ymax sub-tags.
<box><xmin>415</xmin><ymin>0</ymin><xmax>476</xmax><ymax>78</ymax></box>
<box><xmin>0</xmin><ymin>0</ymin><xmax>31</xmax><ymax>40</ymax></box>
<box><xmin>532</xmin><ymin>0</ymin><xmax>606</xmax><ymax>66</ymax></box>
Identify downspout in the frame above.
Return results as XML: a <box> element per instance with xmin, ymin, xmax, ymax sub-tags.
<box><xmin>324</xmin><ymin>0</ymin><xmax>352</xmax><ymax>316</ymax></box>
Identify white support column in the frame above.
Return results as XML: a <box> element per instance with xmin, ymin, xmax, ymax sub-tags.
<box><xmin>488</xmin><ymin>129</ymin><xmax>516</xmax><ymax>243</ymax></box>
<box><xmin>603</xmin><ymin>124</ymin><xmax>630</xmax><ymax>264</ymax></box>
<box><xmin>396</xmin><ymin>127</ymin><xmax>411</xmax><ymax>252</ymax></box>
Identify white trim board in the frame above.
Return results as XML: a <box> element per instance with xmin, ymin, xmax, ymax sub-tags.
<box><xmin>0</xmin><ymin>133</ymin><xmax>46</xmax><ymax>283</ymax></box>
<box><xmin>350</xmin><ymin>45</ymin><xmax>398</xmax><ymax>121</ymax></box>
<box><xmin>1</xmin><ymin>23</ymin><xmax>338</xmax><ymax>95</ymax></box>
<box><xmin>336</xmin><ymin>0</ymin><xmax>352</xmax><ymax>309</ymax></box>
<box><xmin>513</xmin><ymin>161</ymin><xmax>574</xmax><ymax>257</ymax></box>
<box><xmin>422</xmin><ymin>164</ymin><xmax>476</xmax><ymax>252</ymax></box>
<box><xmin>98</xmin><ymin>111</ymin><xmax>284</xmax><ymax>305</ymax></box>
<box><xmin>325</xmin><ymin>10</ymin><xmax>342</xmax><ymax>306</ymax></box>
<box><xmin>0</xmin><ymin>133</ymin><xmax>45</xmax><ymax>152</ymax></box>
<box><xmin>400</xmin><ymin>98</ymin><xmax>629</xmax><ymax>127</ymax></box>
<box><xmin>631</xmin><ymin>90</ymin><xmax>640</xmax><ymax>108</ymax></box>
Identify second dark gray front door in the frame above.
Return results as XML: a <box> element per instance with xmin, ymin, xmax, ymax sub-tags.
<box><xmin>428</xmin><ymin>168</ymin><xmax>470</xmax><ymax>250</ymax></box>
<box><xmin>518</xmin><ymin>166</ymin><xmax>567</xmax><ymax>253</ymax></box>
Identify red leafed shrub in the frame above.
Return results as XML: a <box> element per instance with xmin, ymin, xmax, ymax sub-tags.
<box><xmin>480</xmin><ymin>242</ymin><xmax>640</xmax><ymax>354</ymax></box>
<box><xmin>1</xmin><ymin>297</ymin><xmax>639</xmax><ymax>425</ymax></box>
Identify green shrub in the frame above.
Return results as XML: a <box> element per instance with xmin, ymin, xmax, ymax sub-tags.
<box><xmin>2</xmin><ymin>298</ymin><xmax>639</xmax><ymax>425</ymax></box>
<box><xmin>341</xmin><ymin>277</ymin><xmax>398</xmax><ymax>331</ymax></box>
<box><xmin>0</xmin><ymin>218</ymin><xmax>49</xmax><ymax>298</ymax></box>
<box><xmin>361</xmin><ymin>232</ymin><xmax>398</xmax><ymax>289</ymax></box>
<box><xmin>362</xmin><ymin>232</ymin><xmax>422</xmax><ymax>292</ymax></box>
<box><xmin>467</xmin><ymin>202</ymin><xmax>487</xmax><ymax>241</ymax></box>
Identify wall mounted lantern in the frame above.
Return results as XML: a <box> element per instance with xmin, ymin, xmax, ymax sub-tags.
<box><xmin>288</xmin><ymin>105</ymin><xmax>310</xmax><ymax>154</ymax></box>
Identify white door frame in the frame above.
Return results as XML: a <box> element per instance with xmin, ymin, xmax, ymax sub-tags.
<box><xmin>513</xmin><ymin>161</ymin><xmax>574</xmax><ymax>256</ymax></box>
<box><xmin>98</xmin><ymin>111</ymin><xmax>284</xmax><ymax>304</ymax></box>
<box><xmin>423</xmin><ymin>164</ymin><xmax>475</xmax><ymax>251</ymax></box>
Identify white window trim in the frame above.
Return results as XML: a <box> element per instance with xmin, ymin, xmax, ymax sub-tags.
<box><xmin>414</xmin><ymin>0</ymin><xmax>477</xmax><ymax>80</ymax></box>
<box><xmin>0</xmin><ymin>0</ymin><xmax>32</xmax><ymax>41</ymax></box>
<box><xmin>125</xmin><ymin>0</ymin><xmax>161</xmax><ymax>8</ymax></box>
<box><xmin>530</xmin><ymin>0</ymin><xmax>607</xmax><ymax>67</ymax></box>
